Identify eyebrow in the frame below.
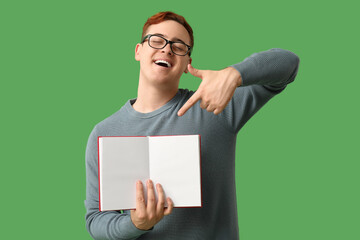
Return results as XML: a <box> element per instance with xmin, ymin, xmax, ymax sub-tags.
<box><xmin>151</xmin><ymin>33</ymin><xmax>188</xmax><ymax>45</ymax></box>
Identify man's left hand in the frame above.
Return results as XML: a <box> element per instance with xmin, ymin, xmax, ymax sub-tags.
<box><xmin>177</xmin><ymin>64</ymin><xmax>242</xmax><ymax>116</ymax></box>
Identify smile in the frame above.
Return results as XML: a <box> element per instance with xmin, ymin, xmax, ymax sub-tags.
<box><xmin>154</xmin><ymin>60</ymin><xmax>172</xmax><ymax>68</ymax></box>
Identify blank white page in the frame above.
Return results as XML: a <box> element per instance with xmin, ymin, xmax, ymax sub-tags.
<box><xmin>99</xmin><ymin>137</ymin><xmax>149</xmax><ymax>211</ymax></box>
<box><xmin>148</xmin><ymin>135</ymin><xmax>201</xmax><ymax>207</ymax></box>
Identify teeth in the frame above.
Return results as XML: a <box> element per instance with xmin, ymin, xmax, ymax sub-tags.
<box><xmin>155</xmin><ymin>60</ymin><xmax>171</xmax><ymax>68</ymax></box>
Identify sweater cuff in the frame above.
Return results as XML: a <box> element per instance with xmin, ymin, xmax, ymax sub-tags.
<box><xmin>121</xmin><ymin>215</ymin><xmax>152</xmax><ymax>238</ymax></box>
<box><xmin>230</xmin><ymin>60</ymin><xmax>254</xmax><ymax>87</ymax></box>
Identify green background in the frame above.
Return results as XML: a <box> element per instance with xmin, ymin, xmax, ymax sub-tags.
<box><xmin>1</xmin><ymin>0</ymin><xmax>359</xmax><ymax>239</ymax></box>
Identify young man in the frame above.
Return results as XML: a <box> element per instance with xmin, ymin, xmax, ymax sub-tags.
<box><xmin>85</xmin><ymin>11</ymin><xmax>300</xmax><ymax>240</ymax></box>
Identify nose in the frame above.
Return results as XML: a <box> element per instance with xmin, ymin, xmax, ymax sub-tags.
<box><xmin>161</xmin><ymin>42</ymin><xmax>173</xmax><ymax>55</ymax></box>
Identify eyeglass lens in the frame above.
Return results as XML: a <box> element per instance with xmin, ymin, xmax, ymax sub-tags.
<box><xmin>149</xmin><ymin>36</ymin><xmax>188</xmax><ymax>56</ymax></box>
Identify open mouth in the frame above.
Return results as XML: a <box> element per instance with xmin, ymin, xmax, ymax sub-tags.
<box><xmin>154</xmin><ymin>60</ymin><xmax>172</xmax><ymax>68</ymax></box>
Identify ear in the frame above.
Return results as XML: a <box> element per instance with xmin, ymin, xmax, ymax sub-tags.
<box><xmin>135</xmin><ymin>43</ymin><xmax>142</xmax><ymax>61</ymax></box>
<box><xmin>184</xmin><ymin>57</ymin><xmax>192</xmax><ymax>73</ymax></box>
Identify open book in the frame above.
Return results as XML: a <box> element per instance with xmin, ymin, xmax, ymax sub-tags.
<box><xmin>98</xmin><ymin>135</ymin><xmax>202</xmax><ymax>211</ymax></box>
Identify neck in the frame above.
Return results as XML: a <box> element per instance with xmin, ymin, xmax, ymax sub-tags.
<box><xmin>132</xmin><ymin>77</ymin><xmax>179</xmax><ymax>113</ymax></box>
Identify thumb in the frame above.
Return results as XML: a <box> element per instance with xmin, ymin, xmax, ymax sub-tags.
<box><xmin>188</xmin><ymin>64</ymin><xmax>203</xmax><ymax>79</ymax></box>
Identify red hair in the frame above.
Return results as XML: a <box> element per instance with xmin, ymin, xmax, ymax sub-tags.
<box><xmin>142</xmin><ymin>11</ymin><xmax>194</xmax><ymax>48</ymax></box>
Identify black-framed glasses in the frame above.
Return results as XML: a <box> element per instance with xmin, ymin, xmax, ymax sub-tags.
<box><xmin>141</xmin><ymin>34</ymin><xmax>192</xmax><ymax>56</ymax></box>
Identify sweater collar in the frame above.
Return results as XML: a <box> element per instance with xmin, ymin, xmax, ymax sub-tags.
<box><xmin>125</xmin><ymin>90</ymin><xmax>181</xmax><ymax>119</ymax></box>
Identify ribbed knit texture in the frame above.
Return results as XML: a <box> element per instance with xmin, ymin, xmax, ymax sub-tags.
<box><xmin>85</xmin><ymin>48</ymin><xmax>300</xmax><ymax>240</ymax></box>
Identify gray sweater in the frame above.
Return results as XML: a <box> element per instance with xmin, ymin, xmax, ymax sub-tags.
<box><xmin>85</xmin><ymin>48</ymin><xmax>300</xmax><ymax>240</ymax></box>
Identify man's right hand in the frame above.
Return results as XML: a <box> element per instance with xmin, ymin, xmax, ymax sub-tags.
<box><xmin>130</xmin><ymin>180</ymin><xmax>173</xmax><ymax>230</ymax></box>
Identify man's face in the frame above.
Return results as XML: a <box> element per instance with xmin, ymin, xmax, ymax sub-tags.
<box><xmin>135</xmin><ymin>20</ymin><xmax>192</xmax><ymax>88</ymax></box>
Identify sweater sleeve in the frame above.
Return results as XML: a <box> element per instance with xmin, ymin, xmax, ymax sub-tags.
<box><xmin>85</xmin><ymin>126</ymin><xmax>150</xmax><ymax>240</ymax></box>
<box><xmin>219</xmin><ymin>48</ymin><xmax>300</xmax><ymax>133</ymax></box>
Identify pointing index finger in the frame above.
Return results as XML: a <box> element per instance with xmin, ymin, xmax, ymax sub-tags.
<box><xmin>177</xmin><ymin>91</ymin><xmax>201</xmax><ymax>116</ymax></box>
